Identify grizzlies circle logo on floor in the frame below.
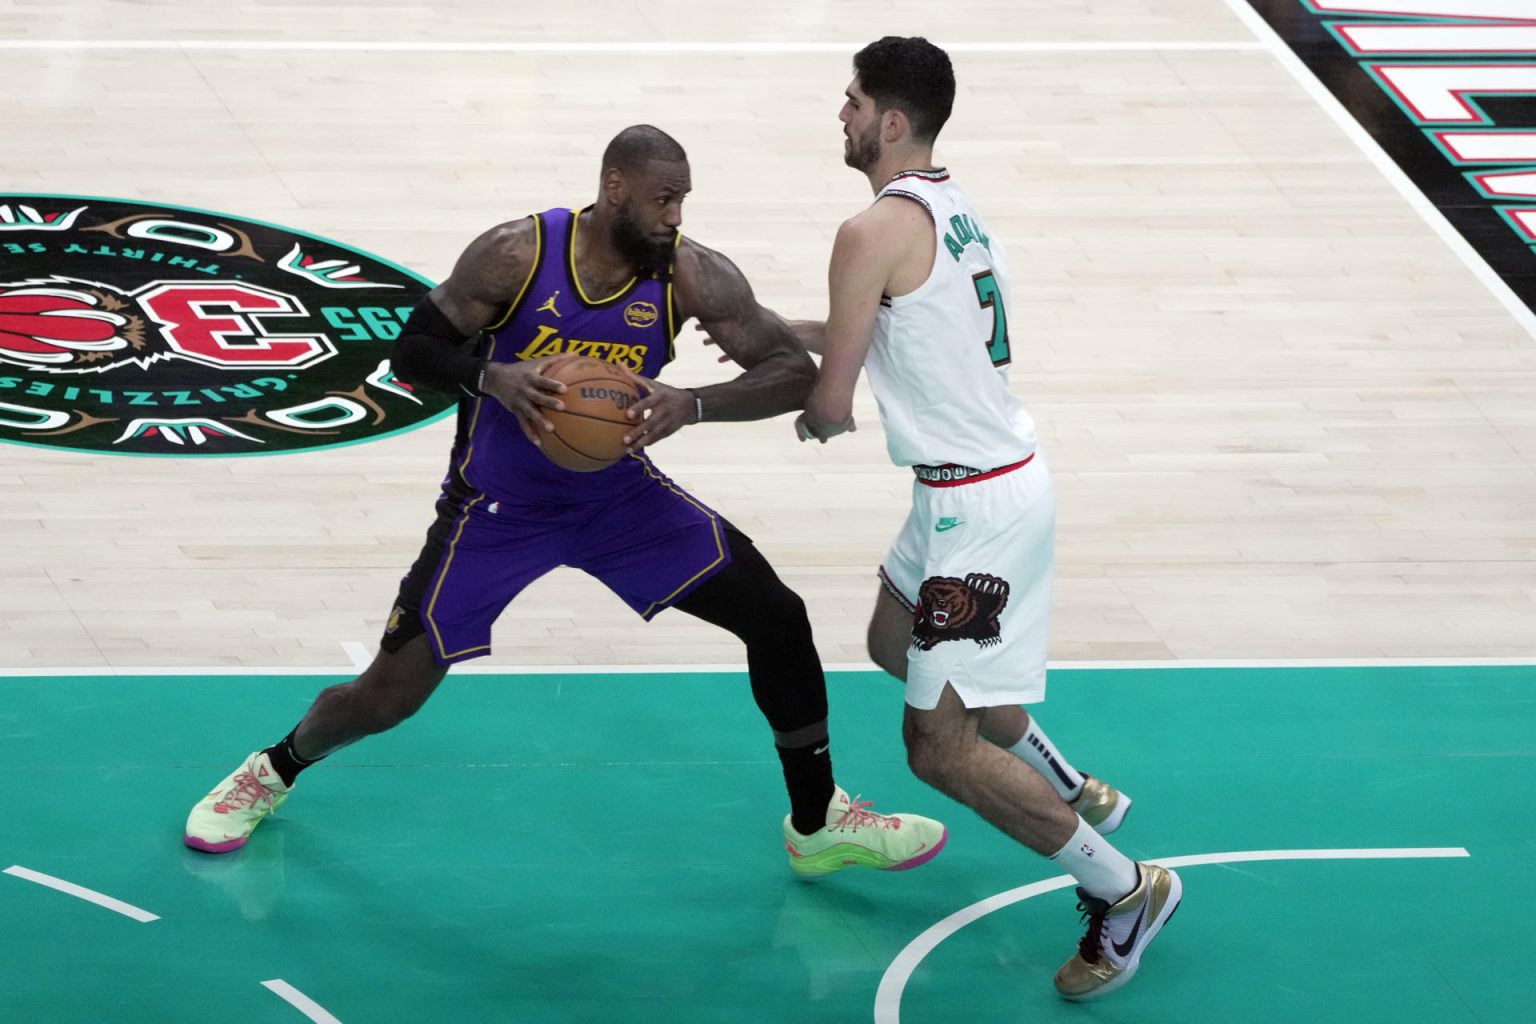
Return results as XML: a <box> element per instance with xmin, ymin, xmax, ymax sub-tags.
<box><xmin>912</xmin><ymin>572</ymin><xmax>1010</xmax><ymax>651</ymax></box>
<box><xmin>0</xmin><ymin>195</ymin><xmax>454</xmax><ymax>456</ymax></box>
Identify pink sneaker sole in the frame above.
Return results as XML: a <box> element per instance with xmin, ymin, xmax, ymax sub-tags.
<box><xmin>184</xmin><ymin>834</ymin><xmax>248</xmax><ymax>854</ymax></box>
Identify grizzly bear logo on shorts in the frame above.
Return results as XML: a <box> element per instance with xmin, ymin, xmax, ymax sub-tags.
<box><xmin>912</xmin><ymin>573</ymin><xmax>1010</xmax><ymax>651</ymax></box>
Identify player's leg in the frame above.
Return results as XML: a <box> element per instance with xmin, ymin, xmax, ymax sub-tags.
<box><xmin>670</xmin><ymin>529</ymin><xmax>947</xmax><ymax>877</ymax></box>
<box><xmin>673</xmin><ymin>530</ymin><xmax>833</xmax><ymax>832</ymax></box>
<box><xmin>902</xmin><ymin>684</ymin><xmax>1180</xmax><ymax>1000</ymax></box>
<box><xmin>184</xmin><ymin>635</ymin><xmax>447</xmax><ymax>854</ymax></box>
<box><xmin>872</xmin><ymin>564</ymin><xmax>1129</xmax><ymax>832</ymax></box>
<box><xmin>288</xmin><ymin>632</ymin><xmax>449</xmax><ymax>761</ymax></box>
<box><xmin>185</xmin><ymin>488</ymin><xmax>546</xmax><ymax>854</ymax></box>
<box><xmin>902</xmin><ymin>683</ymin><xmax>1077</xmax><ymax>855</ymax></box>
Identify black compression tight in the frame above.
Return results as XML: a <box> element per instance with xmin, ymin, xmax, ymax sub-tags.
<box><xmin>673</xmin><ymin>529</ymin><xmax>829</xmax><ymax>737</ymax></box>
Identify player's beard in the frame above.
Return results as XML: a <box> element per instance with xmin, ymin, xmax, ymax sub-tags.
<box><xmin>611</xmin><ymin>204</ymin><xmax>676</xmax><ymax>276</ymax></box>
<box><xmin>843</xmin><ymin>120</ymin><xmax>882</xmax><ymax>173</ymax></box>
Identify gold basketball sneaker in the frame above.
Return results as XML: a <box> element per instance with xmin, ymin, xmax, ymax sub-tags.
<box><xmin>1055</xmin><ymin>862</ymin><xmax>1182</xmax><ymax>1000</ymax></box>
<box><xmin>184</xmin><ymin>751</ymin><xmax>292</xmax><ymax>853</ymax></box>
<box><xmin>783</xmin><ymin>786</ymin><xmax>947</xmax><ymax>879</ymax></box>
<box><xmin>1069</xmin><ymin>774</ymin><xmax>1131</xmax><ymax>835</ymax></box>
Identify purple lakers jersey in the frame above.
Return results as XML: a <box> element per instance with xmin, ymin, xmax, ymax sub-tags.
<box><xmin>449</xmin><ymin>207</ymin><xmax>680</xmax><ymax>503</ymax></box>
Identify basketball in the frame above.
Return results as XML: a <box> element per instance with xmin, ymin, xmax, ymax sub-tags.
<box><xmin>539</xmin><ymin>357</ymin><xmax>643</xmax><ymax>472</ymax></box>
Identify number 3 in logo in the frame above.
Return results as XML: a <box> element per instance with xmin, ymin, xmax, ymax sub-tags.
<box><xmin>137</xmin><ymin>281</ymin><xmax>335</xmax><ymax>369</ymax></box>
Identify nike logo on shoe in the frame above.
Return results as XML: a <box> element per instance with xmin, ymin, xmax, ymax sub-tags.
<box><xmin>1110</xmin><ymin>900</ymin><xmax>1149</xmax><ymax>959</ymax></box>
<box><xmin>813</xmin><ymin>744</ymin><xmax>830</xmax><ymax>755</ymax></box>
<box><xmin>935</xmin><ymin>517</ymin><xmax>963</xmax><ymax>533</ymax></box>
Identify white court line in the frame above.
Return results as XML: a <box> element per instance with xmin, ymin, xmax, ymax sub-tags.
<box><xmin>3</xmin><ymin>865</ymin><xmax>160</xmax><ymax>923</ymax></box>
<box><xmin>1219</xmin><ymin>0</ymin><xmax>1536</xmax><ymax>344</ymax></box>
<box><xmin>873</xmin><ymin>846</ymin><xmax>1470</xmax><ymax>1024</ymax></box>
<box><xmin>0</xmin><ymin>39</ymin><xmax>1265</xmax><ymax>54</ymax></box>
<box><xmin>262</xmin><ymin>980</ymin><xmax>346</xmax><ymax>1024</ymax></box>
<box><xmin>339</xmin><ymin>641</ymin><xmax>371</xmax><ymax>671</ymax></box>
<box><xmin>1</xmin><ymin>656</ymin><xmax>1534</xmax><ymax>678</ymax></box>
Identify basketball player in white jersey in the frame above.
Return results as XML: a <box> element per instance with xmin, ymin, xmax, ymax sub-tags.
<box><xmin>793</xmin><ymin>37</ymin><xmax>1183</xmax><ymax>1000</ymax></box>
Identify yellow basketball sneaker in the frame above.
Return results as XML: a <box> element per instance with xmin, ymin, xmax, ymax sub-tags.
<box><xmin>783</xmin><ymin>786</ymin><xmax>947</xmax><ymax>879</ymax></box>
<box><xmin>1069</xmin><ymin>774</ymin><xmax>1131</xmax><ymax>835</ymax></box>
<box><xmin>1054</xmin><ymin>862</ymin><xmax>1183</xmax><ymax>1000</ymax></box>
<box><xmin>184</xmin><ymin>751</ymin><xmax>292</xmax><ymax>854</ymax></box>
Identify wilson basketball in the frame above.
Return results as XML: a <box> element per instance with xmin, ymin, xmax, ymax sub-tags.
<box><xmin>540</xmin><ymin>357</ymin><xmax>642</xmax><ymax>472</ymax></box>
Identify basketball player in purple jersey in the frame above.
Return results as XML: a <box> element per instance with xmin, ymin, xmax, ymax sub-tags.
<box><xmin>184</xmin><ymin>126</ymin><xmax>946</xmax><ymax>881</ymax></box>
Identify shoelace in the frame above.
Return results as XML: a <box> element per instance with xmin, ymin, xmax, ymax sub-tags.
<box><xmin>831</xmin><ymin>795</ymin><xmax>902</xmax><ymax>832</ymax></box>
<box><xmin>215</xmin><ymin>771</ymin><xmax>274</xmax><ymax>813</ymax></box>
<box><xmin>1075</xmin><ymin>898</ymin><xmax>1108</xmax><ymax>965</ymax></box>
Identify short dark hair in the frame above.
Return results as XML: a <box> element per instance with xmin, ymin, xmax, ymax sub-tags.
<box><xmin>852</xmin><ymin>36</ymin><xmax>955</xmax><ymax>143</ymax></box>
<box><xmin>601</xmin><ymin>124</ymin><xmax>688</xmax><ymax>175</ymax></box>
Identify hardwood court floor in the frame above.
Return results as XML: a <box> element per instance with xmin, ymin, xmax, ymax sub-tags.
<box><xmin>1</xmin><ymin>664</ymin><xmax>1527</xmax><ymax>1024</ymax></box>
<box><xmin>3</xmin><ymin>1</ymin><xmax>1535</xmax><ymax>669</ymax></box>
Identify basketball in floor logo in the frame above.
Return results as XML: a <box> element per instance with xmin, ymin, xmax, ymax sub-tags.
<box><xmin>0</xmin><ymin>195</ymin><xmax>454</xmax><ymax>455</ymax></box>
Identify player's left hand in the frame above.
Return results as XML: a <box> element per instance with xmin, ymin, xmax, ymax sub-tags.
<box><xmin>795</xmin><ymin>411</ymin><xmax>856</xmax><ymax>444</ymax></box>
<box><xmin>621</xmin><ymin>370</ymin><xmax>698</xmax><ymax>450</ymax></box>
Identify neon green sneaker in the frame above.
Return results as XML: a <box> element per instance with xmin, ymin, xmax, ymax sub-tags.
<box><xmin>783</xmin><ymin>786</ymin><xmax>947</xmax><ymax>879</ymax></box>
<box><xmin>184</xmin><ymin>751</ymin><xmax>291</xmax><ymax>854</ymax></box>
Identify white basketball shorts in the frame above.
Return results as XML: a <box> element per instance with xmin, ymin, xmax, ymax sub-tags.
<box><xmin>878</xmin><ymin>451</ymin><xmax>1055</xmax><ymax>711</ymax></box>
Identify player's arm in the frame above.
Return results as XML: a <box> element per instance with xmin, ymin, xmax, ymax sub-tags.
<box><xmin>784</xmin><ymin>318</ymin><xmax>828</xmax><ymax>355</ymax></box>
<box><xmin>392</xmin><ymin>219</ymin><xmax>571</xmax><ymax>445</ymax></box>
<box><xmin>695</xmin><ymin>312</ymin><xmax>825</xmax><ymax>361</ymax></box>
<box><xmin>622</xmin><ymin>240</ymin><xmax>818</xmax><ymax>449</ymax></box>
<box><xmin>797</xmin><ymin>211</ymin><xmax>895</xmax><ymax>444</ymax></box>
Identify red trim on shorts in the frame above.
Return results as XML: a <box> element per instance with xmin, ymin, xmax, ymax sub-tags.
<box><xmin>917</xmin><ymin>453</ymin><xmax>1035</xmax><ymax>488</ymax></box>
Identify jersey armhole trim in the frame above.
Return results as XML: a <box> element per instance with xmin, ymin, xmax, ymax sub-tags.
<box><xmin>877</xmin><ymin>188</ymin><xmax>935</xmax><ymax>222</ymax></box>
<box><xmin>484</xmin><ymin>214</ymin><xmax>543</xmax><ymax>332</ymax></box>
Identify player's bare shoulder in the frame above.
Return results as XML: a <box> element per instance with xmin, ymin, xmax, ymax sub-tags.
<box><xmin>672</xmin><ymin>236</ymin><xmax>754</xmax><ymax>322</ymax></box>
<box><xmin>835</xmin><ymin>197</ymin><xmax>932</xmax><ymax>293</ymax></box>
<box><xmin>849</xmin><ymin>194</ymin><xmax>932</xmax><ymax>246</ymax></box>
<box><xmin>452</xmin><ymin>217</ymin><xmax>540</xmax><ymax>301</ymax></box>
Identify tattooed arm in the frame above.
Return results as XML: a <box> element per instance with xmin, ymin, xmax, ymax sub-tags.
<box><xmin>394</xmin><ymin>218</ymin><xmax>577</xmax><ymax>446</ymax></box>
<box><xmin>622</xmin><ymin>237</ymin><xmax>817</xmax><ymax>449</ymax></box>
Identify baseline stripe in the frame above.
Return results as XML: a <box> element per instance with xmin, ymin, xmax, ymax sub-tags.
<box><xmin>0</xmin><ymin>39</ymin><xmax>1266</xmax><ymax>54</ymax></box>
<box><xmin>873</xmin><ymin>846</ymin><xmax>1470</xmax><ymax>1023</ymax></box>
<box><xmin>3</xmin><ymin>865</ymin><xmax>160</xmax><ymax>922</ymax></box>
<box><xmin>1</xmin><ymin>656</ymin><xmax>1534</xmax><ymax>678</ymax></box>
<box><xmin>262</xmin><ymin>980</ymin><xmax>346</xmax><ymax>1024</ymax></box>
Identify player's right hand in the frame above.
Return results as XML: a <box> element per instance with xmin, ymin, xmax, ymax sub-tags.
<box><xmin>480</xmin><ymin>356</ymin><xmax>572</xmax><ymax>445</ymax></box>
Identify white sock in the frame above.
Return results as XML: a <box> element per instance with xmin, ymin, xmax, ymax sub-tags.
<box><xmin>1006</xmin><ymin>717</ymin><xmax>1085</xmax><ymax>801</ymax></box>
<box><xmin>1050</xmin><ymin>816</ymin><xmax>1139</xmax><ymax>903</ymax></box>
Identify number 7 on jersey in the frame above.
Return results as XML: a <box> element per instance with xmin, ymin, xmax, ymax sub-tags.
<box><xmin>972</xmin><ymin>270</ymin><xmax>1010</xmax><ymax>367</ymax></box>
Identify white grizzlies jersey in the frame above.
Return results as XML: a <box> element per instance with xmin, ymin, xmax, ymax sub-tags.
<box><xmin>863</xmin><ymin>169</ymin><xmax>1037</xmax><ymax>469</ymax></box>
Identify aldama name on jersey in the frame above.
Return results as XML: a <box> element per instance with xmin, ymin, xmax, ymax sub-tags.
<box><xmin>943</xmin><ymin>213</ymin><xmax>992</xmax><ymax>261</ymax></box>
<box><xmin>1301</xmin><ymin>0</ymin><xmax>1536</xmax><ymax>261</ymax></box>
